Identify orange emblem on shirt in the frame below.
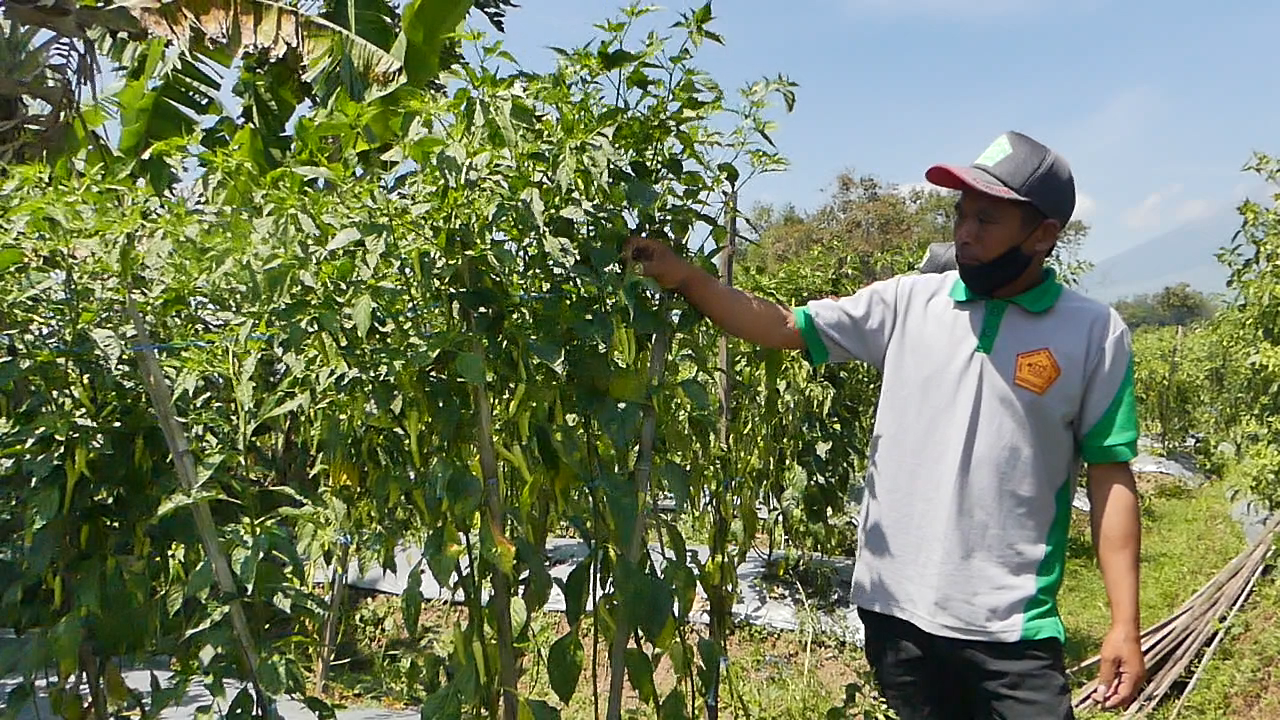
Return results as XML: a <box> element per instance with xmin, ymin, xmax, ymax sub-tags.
<box><xmin>1014</xmin><ymin>348</ymin><xmax>1061</xmax><ymax>395</ymax></box>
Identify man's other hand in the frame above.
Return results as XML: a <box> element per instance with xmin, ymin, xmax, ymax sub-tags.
<box><xmin>1093</xmin><ymin>625</ymin><xmax>1146</xmax><ymax>709</ymax></box>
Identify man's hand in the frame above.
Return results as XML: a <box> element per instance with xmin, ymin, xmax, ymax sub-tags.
<box><xmin>1093</xmin><ymin>624</ymin><xmax>1146</xmax><ymax>709</ymax></box>
<box><xmin>623</xmin><ymin>237</ymin><xmax>695</xmax><ymax>290</ymax></box>
<box><xmin>620</xmin><ymin>236</ymin><xmax>803</xmax><ymax>350</ymax></box>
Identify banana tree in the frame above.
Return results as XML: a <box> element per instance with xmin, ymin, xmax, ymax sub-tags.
<box><xmin>0</xmin><ymin>0</ymin><xmax>520</xmax><ymax>170</ymax></box>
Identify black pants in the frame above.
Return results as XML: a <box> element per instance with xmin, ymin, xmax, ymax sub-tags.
<box><xmin>859</xmin><ymin>608</ymin><xmax>1074</xmax><ymax>720</ymax></box>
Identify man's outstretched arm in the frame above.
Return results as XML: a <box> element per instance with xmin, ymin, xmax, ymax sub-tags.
<box><xmin>624</xmin><ymin>237</ymin><xmax>804</xmax><ymax>350</ymax></box>
<box><xmin>1087</xmin><ymin>461</ymin><xmax>1146</xmax><ymax>710</ymax></box>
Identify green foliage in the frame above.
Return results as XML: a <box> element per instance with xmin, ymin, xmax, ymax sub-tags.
<box><xmin>0</xmin><ymin>4</ymin><xmax>845</xmax><ymax>718</ymax></box>
<box><xmin>1131</xmin><ymin>325</ymin><xmax>1223</xmax><ymax>455</ymax></box>
<box><xmin>730</xmin><ymin>175</ymin><xmax>943</xmax><ymax>561</ymax></box>
<box><xmin>1126</xmin><ymin>153</ymin><xmax>1280</xmax><ymax>509</ymax></box>
<box><xmin>1114</xmin><ymin>282</ymin><xmax>1221</xmax><ymax>329</ymax></box>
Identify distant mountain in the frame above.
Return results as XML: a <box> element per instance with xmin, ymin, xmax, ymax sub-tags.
<box><xmin>1078</xmin><ymin>206</ymin><xmax>1246</xmax><ymax>303</ymax></box>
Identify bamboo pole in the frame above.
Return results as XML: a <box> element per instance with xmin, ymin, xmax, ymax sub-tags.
<box><xmin>1169</xmin><ymin>548</ymin><xmax>1271</xmax><ymax>719</ymax></box>
<box><xmin>1073</xmin><ymin>512</ymin><xmax>1280</xmax><ymax>717</ymax></box>
<box><xmin>606</xmin><ymin>325</ymin><xmax>673</xmax><ymax>720</ymax></box>
<box><xmin>125</xmin><ymin>297</ymin><xmax>275</xmax><ymax>719</ymax></box>
<box><xmin>707</xmin><ymin>189</ymin><xmax>738</xmax><ymax>720</ymax></box>
<box><xmin>466</xmin><ymin>321</ymin><xmax>520</xmax><ymax>720</ymax></box>
<box><xmin>314</xmin><ymin>541</ymin><xmax>351</xmax><ymax>696</ymax></box>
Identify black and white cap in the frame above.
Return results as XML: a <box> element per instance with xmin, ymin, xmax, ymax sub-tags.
<box><xmin>925</xmin><ymin>131</ymin><xmax>1076</xmax><ymax>226</ymax></box>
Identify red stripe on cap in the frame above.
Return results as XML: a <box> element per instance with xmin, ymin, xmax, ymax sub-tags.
<box><xmin>925</xmin><ymin>164</ymin><xmax>1025</xmax><ymax>200</ymax></box>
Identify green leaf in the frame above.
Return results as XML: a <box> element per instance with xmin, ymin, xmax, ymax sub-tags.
<box><xmin>679</xmin><ymin>378</ymin><xmax>712</xmax><ymax>411</ymax></box>
<box><xmin>0</xmin><ymin>247</ymin><xmax>23</xmax><ymax>273</ymax></box>
<box><xmin>522</xmin><ymin>699</ymin><xmax>561</xmax><ymax>720</ymax></box>
<box><xmin>402</xmin><ymin>560</ymin><xmax>424</xmax><ymax>638</ymax></box>
<box><xmin>353</xmin><ymin>294</ymin><xmax>373</xmax><ymax>339</ymax></box>
<box><xmin>659</xmin><ymin>688</ymin><xmax>689</xmax><ymax>720</ymax></box>
<box><xmin>625</xmin><ymin>177</ymin><xmax>660</xmax><ymax>209</ymax></box>
<box><xmin>519</xmin><ymin>539</ymin><xmax>553</xmax><ymax>613</ymax></box>
<box><xmin>420</xmin><ymin>685</ymin><xmax>463</xmax><ymax>720</ymax></box>
<box><xmin>262</xmin><ymin>391</ymin><xmax>311</xmax><ymax>421</ymax></box>
<box><xmin>563</xmin><ymin>557</ymin><xmax>591</xmax><ymax>627</ymax></box>
<box><xmin>328</xmin><ymin>228</ymin><xmax>361</xmax><ymax>251</ymax></box>
<box><xmin>547</xmin><ymin>630</ymin><xmax>584</xmax><ymax>704</ymax></box>
<box><xmin>509</xmin><ymin>596</ymin><xmax>528</xmax><ymax>638</ymax></box>
<box><xmin>400</xmin><ymin>0</ymin><xmax>472</xmax><ymax>86</ymax></box>
<box><xmin>301</xmin><ymin>697</ymin><xmax>337</xmax><ymax>720</ymax></box>
<box><xmin>625</xmin><ymin>647</ymin><xmax>657</xmax><ymax>705</ymax></box>
<box><xmin>455</xmin><ymin>351</ymin><xmax>486</xmax><ymax>384</ymax></box>
<box><xmin>90</xmin><ymin>328</ymin><xmax>123</xmax><ymax>366</ymax></box>
<box><xmin>293</xmin><ymin>166</ymin><xmax>337</xmax><ymax>181</ymax></box>
<box><xmin>600</xmin><ymin>49</ymin><xmax>644</xmax><ymax>71</ymax></box>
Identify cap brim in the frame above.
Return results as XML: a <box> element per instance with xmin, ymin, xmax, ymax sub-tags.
<box><xmin>925</xmin><ymin>164</ymin><xmax>1029</xmax><ymax>202</ymax></box>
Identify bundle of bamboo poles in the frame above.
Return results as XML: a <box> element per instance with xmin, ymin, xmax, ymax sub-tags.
<box><xmin>1071</xmin><ymin>513</ymin><xmax>1280</xmax><ymax>718</ymax></box>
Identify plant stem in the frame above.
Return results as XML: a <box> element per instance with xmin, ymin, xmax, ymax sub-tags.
<box><xmin>605</xmin><ymin>323</ymin><xmax>673</xmax><ymax>720</ymax></box>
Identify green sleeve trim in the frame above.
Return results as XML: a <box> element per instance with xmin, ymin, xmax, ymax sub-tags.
<box><xmin>793</xmin><ymin>306</ymin><xmax>829</xmax><ymax>367</ymax></box>
<box><xmin>1081</xmin><ymin>356</ymin><xmax>1140</xmax><ymax>464</ymax></box>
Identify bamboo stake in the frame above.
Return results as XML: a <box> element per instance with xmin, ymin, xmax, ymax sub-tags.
<box><xmin>1074</xmin><ymin>512</ymin><xmax>1280</xmax><ymax>716</ymax></box>
<box><xmin>708</xmin><ymin>189</ymin><xmax>738</xmax><ymax>720</ymax></box>
<box><xmin>314</xmin><ymin>541</ymin><xmax>351</xmax><ymax>696</ymax></box>
<box><xmin>466</xmin><ymin>323</ymin><xmax>520</xmax><ymax>720</ymax></box>
<box><xmin>125</xmin><ymin>297</ymin><xmax>274</xmax><ymax>719</ymax></box>
<box><xmin>606</xmin><ymin>325</ymin><xmax>673</xmax><ymax>720</ymax></box>
<box><xmin>1169</xmin><ymin>548</ymin><xmax>1271</xmax><ymax>719</ymax></box>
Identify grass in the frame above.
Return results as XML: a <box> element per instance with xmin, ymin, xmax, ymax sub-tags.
<box><xmin>1058</xmin><ymin>473</ymin><xmax>1245</xmax><ymax>672</ymax></box>
<box><xmin>325</xmin><ymin>473</ymin><xmax>1278</xmax><ymax>719</ymax></box>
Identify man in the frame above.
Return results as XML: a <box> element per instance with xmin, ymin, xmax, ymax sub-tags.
<box><xmin>624</xmin><ymin>131</ymin><xmax>1146</xmax><ymax>718</ymax></box>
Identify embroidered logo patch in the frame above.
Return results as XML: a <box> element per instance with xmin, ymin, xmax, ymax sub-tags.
<box><xmin>1014</xmin><ymin>348</ymin><xmax>1061</xmax><ymax>395</ymax></box>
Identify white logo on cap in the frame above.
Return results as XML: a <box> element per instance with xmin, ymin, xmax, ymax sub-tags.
<box><xmin>975</xmin><ymin>135</ymin><xmax>1014</xmax><ymax>167</ymax></box>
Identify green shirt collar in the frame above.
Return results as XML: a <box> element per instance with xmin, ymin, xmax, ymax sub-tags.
<box><xmin>949</xmin><ymin>267</ymin><xmax>1063</xmax><ymax>314</ymax></box>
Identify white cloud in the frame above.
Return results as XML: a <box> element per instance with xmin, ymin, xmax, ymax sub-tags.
<box><xmin>1123</xmin><ymin>184</ymin><xmax>1216</xmax><ymax>232</ymax></box>
<box><xmin>1075</xmin><ymin>192</ymin><xmax>1097</xmax><ymax>222</ymax></box>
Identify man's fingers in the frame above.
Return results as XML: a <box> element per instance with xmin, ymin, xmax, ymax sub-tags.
<box><xmin>1093</xmin><ymin>657</ymin><xmax>1117</xmax><ymax>703</ymax></box>
<box><xmin>1103</xmin><ymin>669</ymin><xmax>1138</xmax><ymax>709</ymax></box>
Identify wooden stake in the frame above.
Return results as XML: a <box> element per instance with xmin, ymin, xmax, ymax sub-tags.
<box><xmin>125</xmin><ymin>297</ymin><xmax>274</xmax><ymax>718</ymax></box>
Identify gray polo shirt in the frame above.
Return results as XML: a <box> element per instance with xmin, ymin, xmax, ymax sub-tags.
<box><xmin>794</xmin><ymin>268</ymin><xmax>1138</xmax><ymax>643</ymax></box>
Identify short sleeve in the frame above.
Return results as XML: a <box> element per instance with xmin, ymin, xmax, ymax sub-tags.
<box><xmin>1078</xmin><ymin>314</ymin><xmax>1140</xmax><ymax>464</ymax></box>
<box><xmin>792</xmin><ymin>276</ymin><xmax>901</xmax><ymax>370</ymax></box>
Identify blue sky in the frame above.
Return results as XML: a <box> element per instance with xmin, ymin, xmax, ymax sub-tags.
<box><xmin>487</xmin><ymin>0</ymin><xmax>1280</xmax><ymax>263</ymax></box>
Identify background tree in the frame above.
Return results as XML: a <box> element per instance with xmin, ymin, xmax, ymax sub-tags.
<box><xmin>740</xmin><ymin>172</ymin><xmax>1093</xmax><ymax>289</ymax></box>
<box><xmin>1113</xmin><ymin>282</ymin><xmax>1220</xmax><ymax>328</ymax></box>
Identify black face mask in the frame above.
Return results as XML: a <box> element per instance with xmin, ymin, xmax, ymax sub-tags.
<box><xmin>957</xmin><ymin>239</ymin><xmax>1034</xmax><ymax>297</ymax></box>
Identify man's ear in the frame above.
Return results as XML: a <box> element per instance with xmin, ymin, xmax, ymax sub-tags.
<box><xmin>1030</xmin><ymin>219</ymin><xmax>1062</xmax><ymax>255</ymax></box>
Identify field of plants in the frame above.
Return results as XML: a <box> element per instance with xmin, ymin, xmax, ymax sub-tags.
<box><xmin>2</xmin><ymin>0</ymin><xmax>1279</xmax><ymax>719</ymax></box>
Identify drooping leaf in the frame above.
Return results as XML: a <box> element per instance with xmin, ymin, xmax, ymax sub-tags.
<box><xmin>547</xmin><ymin>630</ymin><xmax>584</xmax><ymax>704</ymax></box>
